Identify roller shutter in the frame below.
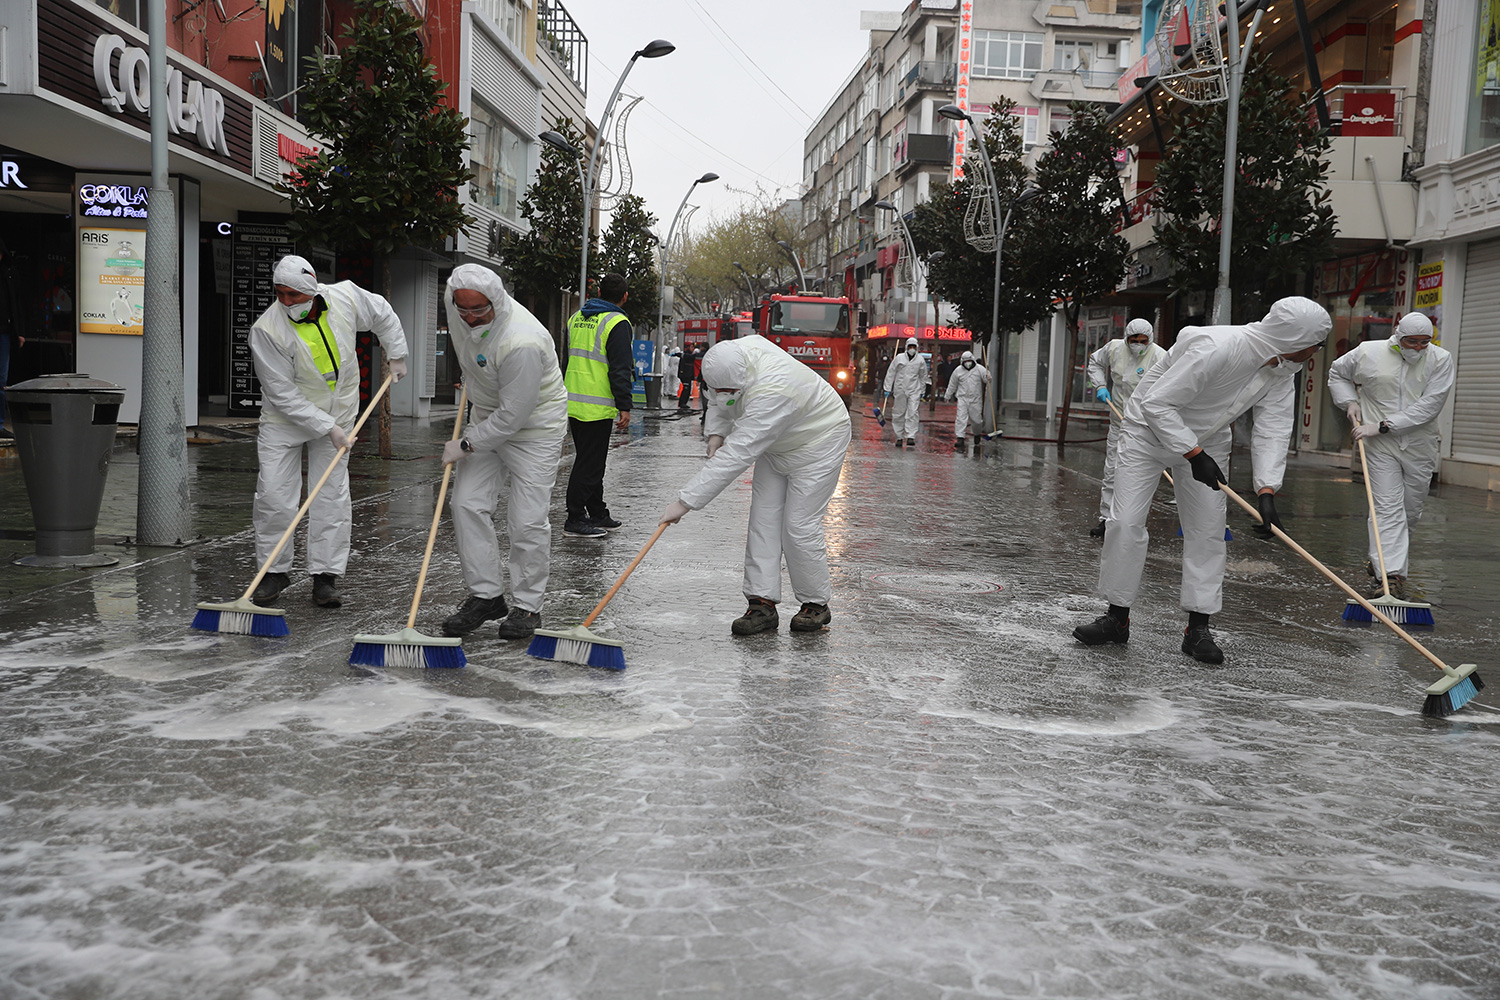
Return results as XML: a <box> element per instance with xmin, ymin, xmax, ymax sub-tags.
<box><xmin>1452</xmin><ymin>239</ymin><xmax>1500</xmax><ymax>463</ymax></box>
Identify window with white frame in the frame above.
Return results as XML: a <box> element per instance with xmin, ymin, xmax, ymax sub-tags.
<box><xmin>469</xmin><ymin>100</ymin><xmax>526</xmax><ymax>224</ymax></box>
<box><xmin>1009</xmin><ymin>105</ymin><xmax>1042</xmax><ymax>146</ymax></box>
<box><xmin>476</xmin><ymin>0</ymin><xmax>526</xmax><ymax>50</ymax></box>
<box><xmin>863</xmin><ymin>75</ymin><xmax>878</xmax><ymax>117</ymax></box>
<box><xmin>974</xmin><ymin>30</ymin><xmax>1043</xmax><ymax>80</ymax></box>
<box><xmin>863</xmin><ymin>137</ymin><xmax>876</xmax><ymax>190</ymax></box>
<box><xmin>1054</xmin><ymin>39</ymin><xmax>1094</xmax><ymax>71</ymax></box>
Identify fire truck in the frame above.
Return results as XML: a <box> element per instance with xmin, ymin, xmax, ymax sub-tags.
<box><xmin>753</xmin><ymin>293</ymin><xmax>854</xmax><ymax>406</ymax></box>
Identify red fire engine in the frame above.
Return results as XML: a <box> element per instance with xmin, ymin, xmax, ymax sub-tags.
<box><xmin>753</xmin><ymin>293</ymin><xmax>854</xmax><ymax>406</ymax></box>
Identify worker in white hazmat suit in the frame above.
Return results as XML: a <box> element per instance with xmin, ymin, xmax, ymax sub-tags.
<box><xmin>249</xmin><ymin>255</ymin><xmax>409</xmax><ymax>609</ymax></box>
<box><xmin>944</xmin><ymin>350</ymin><xmax>990</xmax><ymax>450</ymax></box>
<box><xmin>881</xmin><ymin>336</ymin><xmax>927</xmax><ymax>447</ymax></box>
<box><xmin>658</xmin><ymin>335</ymin><xmax>853</xmax><ymax>635</ymax></box>
<box><xmin>1086</xmin><ymin>318</ymin><xmax>1168</xmax><ymax>536</ymax></box>
<box><xmin>1071</xmin><ymin>296</ymin><xmax>1331</xmax><ymax>665</ymax></box>
<box><xmin>438</xmin><ymin>264</ymin><xmax>568</xmax><ymax>640</ymax></box>
<box><xmin>1327</xmin><ymin>312</ymin><xmax>1453</xmax><ymax>599</ymax></box>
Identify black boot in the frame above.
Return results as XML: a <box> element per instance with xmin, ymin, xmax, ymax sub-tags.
<box><xmin>731</xmin><ymin>597</ymin><xmax>779</xmax><ymax>636</ymax></box>
<box><xmin>497</xmin><ymin>607</ymin><xmax>542</xmax><ymax>640</ymax></box>
<box><xmin>251</xmin><ymin>571</ymin><xmax>290</xmax><ymax>607</ymax></box>
<box><xmin>1182</xmin><ymin>614</ymin><xmax>1224</xmax><ymax>665</ymax></box>
<box><xmin>789</xmin><ymin>602</ymin><xmax>831</xmax><ymax>632</ymax></box>
<box><xmin>1073</xmin><ymin>608</ymin><xmax>1129</xmax><ymax>645</ymax></box>
<box><xmin>442</xmin><ymin>594</ymin><xmax>509</xmax><ymax>636</ymax></box>
<box><xmin>311</xmin><ymin>574</ymin><xmax>342</xmax><ymax>608</ymax></box>
<box><xmin>1089</xmin><ymin>519</ymin><xmax>1106</xmax><ymax>538</ymax></box>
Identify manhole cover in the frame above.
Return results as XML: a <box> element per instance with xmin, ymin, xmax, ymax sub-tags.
<box><xmin>867</xmin><ymin>572</ymin><xmax>1005</xmax><ymax>595</ymax></box>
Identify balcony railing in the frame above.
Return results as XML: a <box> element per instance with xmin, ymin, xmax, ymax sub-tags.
<box><xmin>537</xmin><ymin>0</ymin><xmax>588</xmax><ymax>94</ymax></box>
<box><xmin>904</xmin><ymin>61</ymin><xmax>957</xmax><ymax>90</ymax></box>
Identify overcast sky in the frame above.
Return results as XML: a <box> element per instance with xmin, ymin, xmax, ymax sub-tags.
<box><xmin>559</xmin><ymin>0</ymin><xmax>881</xmax><ymax>241</ymax></box>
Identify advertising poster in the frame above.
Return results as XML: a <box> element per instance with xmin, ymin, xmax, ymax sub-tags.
<box><xmin>78</xmin><ymin>227</ymin><xmax>145</xmax><ymax>335</ymax></box>
<box><xmin>631</xmin><ymin>338</ymin><xmax>655</xmax><ymax>405</ymax></box>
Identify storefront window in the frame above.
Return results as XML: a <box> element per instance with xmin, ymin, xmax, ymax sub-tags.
<box><xmin>469</xmin><ymin>102</ymin><xmax>525</xmax><ymax>225</ymax></box>
<box><xmin>1469</xmin><ymin>0</ymin><xmax>1500</xmax><ymax>153</ymax></box>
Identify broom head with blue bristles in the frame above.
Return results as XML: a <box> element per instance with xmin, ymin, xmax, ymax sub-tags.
<box><xmin>1421</xmin><ymin>663</ymin><xmax>1484</xmax><ymax>717</ymax></box>
<box><xmin>349</xmin><ymin>627</ymin><xmax>466</xmax><ymax>669</ymax></box>
<box><xmin>1343</xmin><ymin>592</ymin><xmax>1435</xmax><ymax>627</ymax></box>
<box><xmin>193</xmin><ymin>597</ymin><xmax>290</xmax><ymax>637</ymax></box>
<box><xmin>527</xmin><ymin>624</ymin><xmax>626</xmax><ymax>671</ymax></box>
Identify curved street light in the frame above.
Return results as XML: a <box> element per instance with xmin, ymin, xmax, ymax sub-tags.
<box><xmin>576</xmin><ymin>39</ymin><xmax>675</xmax><ymax>304</ymax></box>
<box><xmin>731</xmin><ymin>260</ymin><xmax>758</xmax><ymax>307</ymax></box>
<box><xmin>874</xmin><ymin>198</ymin><xmax>923</xmax><ymax>308</ymax></box>
<box><xmin>774</xmin><ymin>240</ymin><xmax>808</xmax><ymax>292</ymax></box>
<box><xmin>657</xmin><ymin>171</ymin><xmax>719</xmax><ymax>349</ymax></box>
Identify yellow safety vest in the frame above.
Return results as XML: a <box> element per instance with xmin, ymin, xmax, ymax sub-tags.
<box><xmin>292</xmin><ymin>311</ymin><xmax>341</xmax><ymax>386</ymax></box>
<box><xmin>565</xmin><ymin>310</ymin><xmax>627</xmax><ymax>420</ymax></box>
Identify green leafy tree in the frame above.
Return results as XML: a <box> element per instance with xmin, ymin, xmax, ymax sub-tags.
<box><xmin>500</xmin><ymin>116</ymin><xmax>589</xmax><ymax>337</ymax></box>
<box><xmin>1010</xmin><ymin>101</ymin><xmax>1130</xmax><ymax>446</ymax></box>
<box><xmin>1153</xmin><ymin>54</ymin><xmax>1336</xmax><ymax>319</ymax></box>
<box><xmin>596</xmin><ymin>194</ymin><xmax>660</xmax><ymax>329</ymax></box>
<box><xmin>678</xmin><ymin>205</ymin><xmax>796</xmax><ymax>315</ymax></box>
<box><xmin>285</xmin><ymin>0</ymin><xmax>472</xmax><ymax>255</ymax></box>
<box><xmin>907</xmin><ymin>101</ymin><xmax>1050</xmax><ymax>349</ymax></box>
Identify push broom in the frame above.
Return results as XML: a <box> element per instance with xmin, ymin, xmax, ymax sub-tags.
<box><xmin>527</xmin><ymin>522</ymin><xmax>670</xmax><ymax>670</ymax></box>
<box><xmin>193</xmin><ymin>374</ymin><xmax>394</xmax><ymax>636</ymax></box>
<box><xmin>1101</xmin><ymin>397</ymin><xmax>1231</xmax><ymax>541</ymax></box>
<box><xmin>349</xmin><ymin>385</ymin><xmax>469</xmax><ymax>669</ymax></box>
<box><xmin>1221</xmin><ymin>482</ymin><xmax>1481</xmax><ymax>717</ymax></box>
<box><xmin>1341</xmin><ymin>437</ymin><xmax>1435</xmax><ymax>626</ymax></box>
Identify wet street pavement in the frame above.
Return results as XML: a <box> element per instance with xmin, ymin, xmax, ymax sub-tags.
<box><xmin>2</xmin><ymin>400</ymin><xmax>1499</xmax><ymax>999</ymax></box>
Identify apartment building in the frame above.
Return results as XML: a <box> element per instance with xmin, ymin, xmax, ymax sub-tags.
<box><xmin>801</xmin><ymin>0</ymin><xmax>1139</xmax><ymax>388</ymax></box>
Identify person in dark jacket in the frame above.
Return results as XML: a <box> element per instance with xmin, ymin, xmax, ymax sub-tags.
<box><xmin>559</xmin><ymin>272</ymin><xmax>634</xmax><ymax>537</ymax></box>
<box><xmin>677</xmin><ymin>345</ymin><xmax>698</xmax><ymax>410</ymax></box>
<box><xmin>0</xmin><ymin>236</ymin><xmax>26</xmax><ymax>438</ymax></box>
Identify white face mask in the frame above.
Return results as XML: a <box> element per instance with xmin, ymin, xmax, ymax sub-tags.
<box><xmin>284</xmin><ymin>300</ymin><xmax>314</xmax><ymax>323</ymax></box>
<box><xmin>1399</xmin><ymin>347</ymin><xmax>1424</xmax><ymax>363</ymax></box>
<box><xmin>906</xmin><ymin>348</ymin><xmax>917</xmax><ymax>358</ymax></box>
<box><xmin>1129</xmin><ymin>339</ymin><xmax>1149</xmax><ymax>356</ymax></box>
<box><xmin>962</xmin><ymin>360</ymin><xmax>974</xmax><ymax>370</ymax></box>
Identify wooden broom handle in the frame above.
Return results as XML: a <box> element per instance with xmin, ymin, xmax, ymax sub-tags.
<box><xmin>580</xmin><ymin>523</ymin><xmax>669</xmax><ymax>628</ymax></box>
<box><xmin>1356</xmin><ymin>437</ymin><xmax>1394</xmax><ymax>597</ymax></box>
<box><xmin>1219</xmin><ymin>482</ymin><xmax>1454</xmax><ymax>676</ymax></box>
<box><xmin>240</xmin><ymin>375</ymin><xmax>394</xmax><ymax>601</ymax></box>
<box><xmin>1104</xmin><ymin>396</ymin><xmax>1174</xmax><ymax>487</ymax></box>
<box><xmin>407</xmin><ymin>384</ymin><xmax>467</xmax><ymax>629</ymax></box>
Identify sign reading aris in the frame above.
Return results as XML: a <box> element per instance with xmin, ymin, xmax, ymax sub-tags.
<box><xmin>92</xmin><ymin>34</ymin><xmax>229</xmax><ymax>156</ymax></box>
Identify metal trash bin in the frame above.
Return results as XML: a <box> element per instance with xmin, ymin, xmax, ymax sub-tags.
<box><xmin>7</xmin><ymin>373</ymin><xmax>125</xmax><ymax>568</ymax></box>
<box><xmin>642</xmin><ymin>374</ymin><xmax>662</xmax><ymax>409</ymax></box>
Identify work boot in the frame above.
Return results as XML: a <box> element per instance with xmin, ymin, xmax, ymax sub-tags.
<box><xmin>311</xmin><ymin>574</ymin><xmax>342</xmax><ymax>608</ymax></box>
<box><xmin>953</xmin><ymin>437</ymin><xmax>965</xmax><ymax>450</ymax></box>
<box><xmin>1089</xmin><ymin>519</ymin><xmax>1106</xmax><ymax>538</ymax></box>
<box><xmin>906</xmin><ymin>437</ymin><xmax>917</xmax><ymax>447</ymax></box>
<box><xmin>894</xmin><ymin>439</ymin><xmax>904</xmax><ymax>448</ymax></box>
<box><xmin>563</xmin><ymin>518</ymin><xmax>607</xmax><ymax>538</ymax></box>
<box><xmin>1388</xmin><ymin>575</ymin><xmax>1409</xmax><ymax>600</ymax></box>
<box><xmin>442</xmin><ymin>594</ymin><xmax>509</xmax><ymax>637</ymax></box>
<box><xmin>1073</xmin><ymin>613</ymin><xmax>1129</xmax><ymax>645</ymax></box>
<box><xmin>592</xmin><ymin>515</ymin><xmax>622</xmax><ymax>531</ymax></box>
<box><xmin>251</xmin><ymin>571</ymin><xmax>290</xmax><ymax>607</ymax></box>
<box><xmin>497</xmin><ymin>607</ymin><xmax>541</xmax><ymax>640</ymax></box>
<box><xmin>973</xmin><ymin>435</ymin><xmax>983</xmax><ymax>448</ymax></box>
<box><xmin>1182</xmin><ymin>624</ymin><xmax>1224</xmax><ymax>665</ymax></box>
<box><xmin>789</xmin><ymin>602</ymin><xmax>832</xmax><ymax>632</ymax></box>
<box><xmin>731</xmin><ymin>597</ymin><xmax>779</xmax><ymax>636</ymax></box>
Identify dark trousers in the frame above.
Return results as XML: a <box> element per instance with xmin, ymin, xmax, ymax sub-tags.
<box><xmin>677</xmin><ymin>381</ymin><xmax>692</xmax><ymax>409</ymax></box>
<box><xmin>566</xmin><ymin>416</ymin><xmax>612</xmax><ymax>521</ymax></box>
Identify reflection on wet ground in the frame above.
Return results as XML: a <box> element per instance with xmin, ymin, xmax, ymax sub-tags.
<box><xmin>2</xmin><ymin>402</ymin><xmax>1497</xmax><ymax>998</ymax></box>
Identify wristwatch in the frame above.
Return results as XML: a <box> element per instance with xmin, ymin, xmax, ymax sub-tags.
<box><xmin>459</xmin><ymin>438</ymin><xmax>473</xmax><ymax>453</ymax></box>
<box><xmin>1378</xmin><ymin>421</ymin><xmax>1390</xmax><ymax>434</ymax></box>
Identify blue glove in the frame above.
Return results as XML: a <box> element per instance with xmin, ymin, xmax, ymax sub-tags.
<box><xmin>1095</xmin><ymin>386</ymin><xmax>1111</xmax><ymax>403</ymax></box>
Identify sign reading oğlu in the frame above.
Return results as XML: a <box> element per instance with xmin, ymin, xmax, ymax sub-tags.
<box><xmin>92</xmin><ymin>34</ymin><xmax>229</xmax><ymax>156</ymax></box>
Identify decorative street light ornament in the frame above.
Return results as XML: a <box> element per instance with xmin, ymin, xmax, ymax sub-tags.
<box><xmin>962</xmin><ymin>167</ymin><xmax>996</xmax><ymax>252</ymax></box>
<box><xmin>1152</xmin><ymin>0</ymin><xmax>1227</xmax><ymax>105</ymax></box>
<box><xmin>595</xmin><ymin>95</ymin><xmax>642</xmax><ymax>211</ymax></box>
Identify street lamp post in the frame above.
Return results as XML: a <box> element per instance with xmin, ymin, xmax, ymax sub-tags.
<box><xmin>732</xmin><ymin>261</ymin><xmax>758</xmax><ymax>310</ymax></box>
<box><xmin>1212</xmin><ymin>0</ymin><xmax>1269</xmax><ymax>324</ymax></box>
<box><xmin>573</xmin><ymin>39</ymin><xmax>674</xmax><ymax>305</ymax></box>
<box><xmin>657</xmin><ymin>172</ymin><xmax>719</xmax><ymax>352</ymax></box>
<box><xmin>775</xmin><ymin>240</ymin><xmax>808</xmax><ymax>292</ymax></box>
<box><xmin>938</xmin><ymin>103</ymin><xmax>1039</xmax><ymax>435</ymax></box>
<box><xmin>874</xmin><ymin>199</ymin><xmax>922</xmax><ymax>310</ymax></box>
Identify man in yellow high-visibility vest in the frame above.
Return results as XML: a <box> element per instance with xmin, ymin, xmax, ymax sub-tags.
<box><xmin>560</xmin><ymin>272</ymin><xmax>634</xmax><ymax>538</ymax></box>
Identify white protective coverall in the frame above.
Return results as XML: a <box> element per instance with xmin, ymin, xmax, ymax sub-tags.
<box><xmin>882</xmin><ymin>336</ymin><xmax>928</xmax><ymax>440</ymax></box>
<box><xmin>250</xmin><ymin>257</ymin><xmax>408</xmax><ymax>577</ymax></box>
<box><xmin>1087</xmin><ymin>321</ymin><xmax>1168</xmax><ymax>519</ymax></box>
<box><xmin>1103</xmin><ymin>296</ymin><xmax>1332</xmax><ymax>614</ymax></box>
<box><xmin>1326</xmin><ymin>319</ymin><xmax>1454</xmax><ymax>578</ymax></box>
<box><xmin>446</xmin><ymin>265</ymin><xmax>567</xmax><ymax>612</ymax></box>
<box><xmin>679</xmin><ymin>335</ymin><xmax>852</xmax><ymax>605</ymax></box>
<box><xmin>944</xmin><ymin>352</ymin><xmax>990</xmax><ymax>437</ymax></box>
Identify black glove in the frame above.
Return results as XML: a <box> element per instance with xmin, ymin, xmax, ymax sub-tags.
<box><xmin>1186</xmin><ymin>451</ymin><xmax>1226</xmax><ymax>491</ymax></box>
<box><xmin>1253</xmin><ymin>492</ymin><xmax>1283</xmax><ymax>539</ymax></box>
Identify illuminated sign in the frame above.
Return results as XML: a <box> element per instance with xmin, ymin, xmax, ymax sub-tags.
<box><xmin>952</xmin><ymin>0</ymin><xmax>974</xmax><ymax>182</ymax></box>
<box><xmin>867</xmin><ymin>324</ymin><xmax>974</xmax><ymax>341</ymax></box>
<box><xmin>1</xmin><ymin>161</ymin><xmax>27</xmax><ymax>189</ymax></box>
<box><xmin>79</xmin><ymin>183</ymin><xmax>149</xmax><ymax>218</ymax></box>
<box><xmin>277</xmin><ymin>133</ymin><xmax>318</xmax><ymax>164</ymax></box>
<box><xmin>92</xmin><ymin>34</ymin><xmax>230</xmax><ymax>156</ymax></box>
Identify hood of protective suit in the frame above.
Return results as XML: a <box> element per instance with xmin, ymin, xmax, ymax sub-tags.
<box><xmin>904</xmin><ymin>337</ymin><xmax>919</xmax><ymax>350</ymax></box>
<box><xmin>960</xmin><ymin>350</ymin><xmax>974</xmax><ymax>362</ymax></box>
<box><xmin>701</xmin><ymin>337</ymin><xmax>751</xmax><ymax>390</ymax></box>
<box><xmin>1395</xmin><ymin>312</ymin><xmax>1434</xmax><ymax>340</ymax></box>
<box><xmin>445</xmin><ymin>263</ymin><xmax>514</xmax><ymax>340</ymax></box>
<box><xmin>1125</xmin><ymin>318</ymin><xmax>1153</xmax><ymax>339</ymax></box>
<box><xmin>1240</xmin><ymin>296</ymin><xmax>1331</xmax><ymax>360</ymax></box>
<box><xmin>272</xmin><ymin>255</ymin><xmax>321</xmax><ymax>297</ymax></box>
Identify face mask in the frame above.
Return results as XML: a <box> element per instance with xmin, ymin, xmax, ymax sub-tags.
<box><xmin>906</xmin><ymin>348</ymin><xmax>917</xmax><ymax>358</ymax></box>
<box><xmin>963</xmin><ymin>360</ymin><xmax>974</xmax><ymax>370</ymax></box>
<box><xmin>284</xmin><ymin>300</ymin><xmax>314</xmax><ymax>323</ymax></box>
<box><xmin>1399</xmin><ymin>347</ymin><xmax>1424</xmax><ymax>363</ymax></box>
<box><xmin>1130</xmin><ymin>340</ymin><xmax>1149</xmax><ymax>356</ymax></box>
